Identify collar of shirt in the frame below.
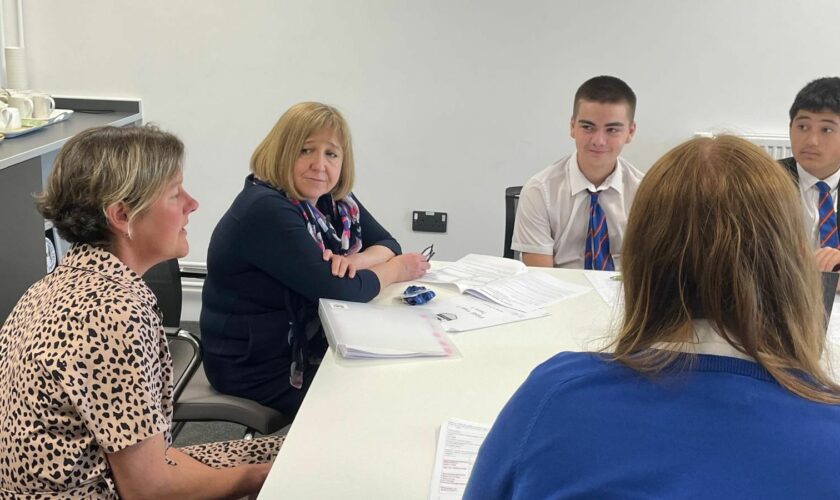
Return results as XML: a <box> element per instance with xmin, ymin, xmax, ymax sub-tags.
<box><xmin>567</xmin><ymin>151</ymin><xmax>625</xmax><ymax>197</ymax></box>
<box><xmin>58</xmin><ymin>243</ymin><xmax>158</xmax><ymax>305</ymax></box>
<box><xmin>796</xmin><ymin>162</ymin><xmax>840</xmax><ymax>194</ymax></box>
<box><xmin>652</xmin><ymin>319</ymin><xmax>754</xmax><ymax>361</ymax></box>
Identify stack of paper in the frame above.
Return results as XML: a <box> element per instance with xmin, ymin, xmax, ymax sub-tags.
<box><xmin>319</xmin><ymin>299</ymin><xmax>456</xmax><ymax>359</ymax></box>
<box><xmin>420</xmin><ymin>254</ymin><xmax>589</xmax><ymax>312</ymax></box>
<box><xmin>421</xmin><ymin>254</ymin><xmax>527</xmax><ymax>292</ymax></box>
<box><xmin>429</xmin><ymin>418</ymin><xmax>491</xmax><ymax>500</ymax></box>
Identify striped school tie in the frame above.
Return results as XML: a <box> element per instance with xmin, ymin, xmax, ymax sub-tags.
<box><xmin>817</xmin><ymin>181</ymin><xmax>840</xmax><ymax>248</ymax></box>
<box><xmin>584</xmin><ymin>190</ymin><xmax>615</xmax><ymax>271</ymax></box>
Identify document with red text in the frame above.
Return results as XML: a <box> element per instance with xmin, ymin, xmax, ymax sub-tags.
<box><xmin>429</xmin><ymin>418</ymin><xmax>490</xmax><ymax>500</ymax></box>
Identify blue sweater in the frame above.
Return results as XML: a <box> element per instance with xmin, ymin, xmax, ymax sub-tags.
<box><xmin>464</xmin><ymin>352</ymin><xmax>840</xmax><ymax>499</ymax></box>
<box><xmin>200</xmin><ymin>175</ymin><xmax>400</xmax><ymax>412</ymax></box>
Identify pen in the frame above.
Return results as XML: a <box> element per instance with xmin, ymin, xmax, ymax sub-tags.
<box><xmin>422</xmin><ymin>244</ymin><xmax>435</xmax><ymax>262</ymax></box>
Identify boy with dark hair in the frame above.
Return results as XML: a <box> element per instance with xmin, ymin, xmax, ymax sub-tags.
<box><xmin>780</xmin><ymin>77</ymin><xmax>840</xmax><ymax>271</ymax></box>
<box><xmin>512</xmin><ymin>75</ymin><xmax>642</xmax><ymax>269</ymax></box>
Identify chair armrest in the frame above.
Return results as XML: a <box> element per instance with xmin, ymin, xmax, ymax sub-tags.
<box><xmin>166</xmin><ymin>329</ymin><xmax>203</xmax><ymax>402</ymax></box>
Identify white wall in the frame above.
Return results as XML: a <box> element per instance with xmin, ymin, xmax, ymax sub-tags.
<box><xmin>20</xmin><ymin>0</ymin><xmax>840</xmax><ymax>263</ymax></box>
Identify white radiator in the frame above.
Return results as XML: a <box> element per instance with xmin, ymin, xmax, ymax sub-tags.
<box><xmin>179</xmin><ymin>261</ymin><xmax>206</xmax><ymax>322</ymax></box>
<box><xmin>694</xmin><ymin>132</ymin><xmax>792</xmax><ymax>159</ymax></box>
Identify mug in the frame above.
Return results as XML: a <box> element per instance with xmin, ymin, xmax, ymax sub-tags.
<box><xmin>8</xmin><ymin>94</ymin><xmax>33</xmax><ymax>119</ymax></box>
<box><xmin>0</xmin><ymin>107</ymin><xmax>21</xmax><ymax>130</ymax></box>
<box><xmin>31</xmin><ymin>93</ymin><xmax>55</xmax><ymax>120</ymax></box>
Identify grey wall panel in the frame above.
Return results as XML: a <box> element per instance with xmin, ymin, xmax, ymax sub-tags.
<box><xmin>0</xmin><ymin>157</ymin><xmax>46</xmax><ymax>323</ymax></box>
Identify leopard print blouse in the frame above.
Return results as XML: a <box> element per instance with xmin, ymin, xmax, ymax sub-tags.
<box><xmin>0</xmin><ymin>243</ymin><xmax>173</xmax><ymax>498</ymax></box>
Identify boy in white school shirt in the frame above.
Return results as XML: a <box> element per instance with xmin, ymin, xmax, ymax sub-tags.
<box><xmin>511</xmin><ymin>75</ymin><xmax>643</xmax><ymax>269</ymax></box>
<box><xmin>778</xmin><ymin>77</ymin><xmax>840</xmax><ymax>273</ymax></box>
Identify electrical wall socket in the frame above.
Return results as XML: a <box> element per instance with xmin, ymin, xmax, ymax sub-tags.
<box><xmin>412</xmin><ymin>211</ymin><xmax>447</xmax><ymax>233</ymax></box>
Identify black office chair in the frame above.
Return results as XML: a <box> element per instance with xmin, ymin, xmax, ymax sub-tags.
<box><xmin>504</xmin><ymin>186</ymin><xmax>522</xmax><ymax>259</ymax></box>
<box><xmin>142</xmin><ymin>260</ymin><xmax>291</xmax><ymax>440</ymax></box>
<box><xmin>142</xmin><ymin>259</ymin><xmax>200</xmax><ymax>403</ymax></box>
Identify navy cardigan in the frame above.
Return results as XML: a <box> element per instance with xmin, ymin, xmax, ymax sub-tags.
<box><xmin>200</xmin><ymin>175</ymin><xmax>401</xmax><ymax>408</ymax></box>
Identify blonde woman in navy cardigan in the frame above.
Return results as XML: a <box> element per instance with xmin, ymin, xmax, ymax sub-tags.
<box><xmin>466</xmin><ymin>136</ymin><xmax>840</xmax><ymax>499</ymax></box>
<box><xmin>201</xmin><ymin>102</ymin><xmax>428</xmax><ymax>417</ymax></box>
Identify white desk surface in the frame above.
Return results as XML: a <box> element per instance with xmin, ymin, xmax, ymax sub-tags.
<box><xmin>260</xmin><ymin>268</ymin><xmax>619</xmax><ymax>499</ymax></box>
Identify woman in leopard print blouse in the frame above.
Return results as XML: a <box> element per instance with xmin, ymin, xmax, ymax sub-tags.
<box><xmin>0</xmin><ymin>126</ymin><xmax>283</xmax><ymax>498</ymax></box>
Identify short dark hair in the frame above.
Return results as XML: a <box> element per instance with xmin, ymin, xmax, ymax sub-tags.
<box><xmin>789</xmin><ymin>77</ymin><xmax>840</xmax><ymax>122</ymax></box>
<box><xmin>573</xmin><ymin>75</ymin><xmax>637</xmax><ymax>121</ymax></box>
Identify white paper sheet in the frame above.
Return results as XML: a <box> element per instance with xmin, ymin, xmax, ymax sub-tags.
<box><xmin>583</xmin><ymin>270</ymin><xmax>623</xmax><ymax>308</ymax></box>
<box><xmin>419</xmin><ymin>295</ymin><xmax>549</xmax><ymax>333</ymax></box>
<box><xmin>823</xmin><ymin>295</ymin><xmax>840</xmax><ymax>383</ymax></box>
<box><xmin>464</xmin><ymin>271</ymin><xmax>590</xmax><ymax>312</ymax></box>
<box><xmin>429</xmin><ymin>418</ymin><xmax>491</xmax><ymax>500</ymax></box>
<box><xmin>419</xmin><ymin>254</ymin><xmax>527</xmax><ymax>293</ymax></box>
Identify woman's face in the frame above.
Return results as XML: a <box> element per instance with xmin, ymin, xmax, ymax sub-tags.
<box><xmin>129</xmin><ymin>171</ymin><xmax>199</xmax><ymax>266</ymax></box>
<box><xmin>293</xmin><ymin>128</ymin><xmax>343</xmax><ymax>203</ymax></box>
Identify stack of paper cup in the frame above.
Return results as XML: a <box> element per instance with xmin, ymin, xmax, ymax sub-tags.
<box><xmin>5</xmin><ymin>46</ymin><xmax>28</xmax><ymax>90</ymax></box>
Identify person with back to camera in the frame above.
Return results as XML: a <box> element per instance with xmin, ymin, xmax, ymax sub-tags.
<box><xmin>465</xmin><ymin>135</ymin><xmax>840</xmax><ymax>499</ymax></box>
<box><xmin>511</xmin><ymin>75</ymin><xmax>643</xmax><ymax>269</ymax></box>
<box><xmin>779</xmin><ymin>77</ymin><xmax>840</xmax><ymax>276</ymax></box>
<box><xmin>0</xmin><ymin>126</ymin><xmax>283</xmax><ymax>498</ymax></box>
<box><xmin>201</xmin><ymin>102</ymin><xmax>429</xmax><ymax>417</ymax></box>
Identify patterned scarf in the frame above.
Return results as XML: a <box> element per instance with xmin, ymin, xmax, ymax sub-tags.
<box><xmin>289</xmin><ymin>194</ymin><xmax>363</xmax><ymax>256</ymax></box>
<box><xmin>249</xmin><ymin>175</ymin><xmax>363</xmax><ymax>389</ymax></box>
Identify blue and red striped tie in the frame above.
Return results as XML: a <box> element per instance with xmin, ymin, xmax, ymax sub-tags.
<box><xmin>817</xmin><ymin>181</ymin><xmax>839</xmax><ymax>248</ymax></box>
<box><xmin>584</xmin><ymin>190</ymin><xmax>615</xmax><ymax>271</ymax></box>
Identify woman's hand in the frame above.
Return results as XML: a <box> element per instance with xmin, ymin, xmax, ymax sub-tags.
<box><xmin>370</xmin><ymin>253</ymin><xmax>429</xmax><ymax>289</ymax></box>
<box><xmin>240</xmin><ymin>462</ymin><xmax>272</xmax><ymax>498</ymax></box>
<box><xmin>389</xmin><ymin>253</ymin><xmax>430</xmax><ymax>282</ymax></box>
<box><xmin>323</xmin><ymin>249</ymin><xmax>357</xmax><ymax>278</ymax></box>
<box><xmin>108</xmin><ymin>433</ymin><xmax>272</xmax><ymax>499</ymax></box>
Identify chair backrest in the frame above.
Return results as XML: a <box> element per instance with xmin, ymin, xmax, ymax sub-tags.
<box><xmin>504</xmin><ymin>186</ymin><xmax>522</xmax><ymax>259</ymax></box>
<box><xmin>142</xmin><ymin>260</ymin><xmax>200</xmax><ymax>403</ymax></box>
<box><xmin>142</xmin><ymin>259</ymin><xmax>182</xmax><ymax>330</ymax></box>
<box><xmin>140</xmin><ymin>259</ymin><xmax>290</xmax><ymax>435</ymax></box>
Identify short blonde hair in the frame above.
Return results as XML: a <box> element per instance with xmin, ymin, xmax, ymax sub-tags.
<box><xmin>36</xmin><ymin>125</ymin><xmax>184</xmax><ymax>248</ymax></box>
<box><xmin>251</xmin><ymin>102</ymin><xmax>355</xmax><ymax>200</ymax></box>
<box><xmin>613</xmin><ymin>135</ymin><xmax>840</xmax><ymax>404</ymax></box>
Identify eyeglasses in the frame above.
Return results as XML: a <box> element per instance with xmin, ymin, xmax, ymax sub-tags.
<box><xmin>421</xmin><ymin>244</ymin><xmax>435</xmax><ymax>262</ymax></box>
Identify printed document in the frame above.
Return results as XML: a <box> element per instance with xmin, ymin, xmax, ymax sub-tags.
<box><xmin>420</xmin><ymin>254</ymin><xmax>590</xmax><ymax>312</ymax></box>
<box><xmin>584</xmin><ymin>270</ymin><xmax>623</xmax><ymax>308</ymax></box>
<box><xmin>464</xmin><ymin>270</ymin><xmax>589</xmax><ymax>312</ymax></box>
<box><xmin>420</xmin><ymin>254</ymin><xmax>526</xmax><ymax>293</ymax></box>
<box><xmin>429</xmin><ymin>418</ymin><xmax>490</xmax><ymax>500</ymax></box>
<box><xmin>420</xmin><ymin>295</ymin><xmax>548</xmax><ymax>333</ymax></box>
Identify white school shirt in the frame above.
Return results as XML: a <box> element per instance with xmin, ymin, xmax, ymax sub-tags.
<box><xmin>511</xmin><ymin>153</ymin><xmax>644</xmax><ymax>269</ymax></box>
<box><xmin>796</xmin><ymin>163</ymin><xmax>840</xmax><ymax>250</ymax></box>
<box><xmin>654</xmin><ymin>319</ymin><xmax>754</xmax><ymax>361</ymax></box>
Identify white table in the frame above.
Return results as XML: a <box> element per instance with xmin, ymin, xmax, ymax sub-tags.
<box><xmin>260</xmin><ymin>268</ymin><xmax>617</xmax><ymax>499</ymax></box>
